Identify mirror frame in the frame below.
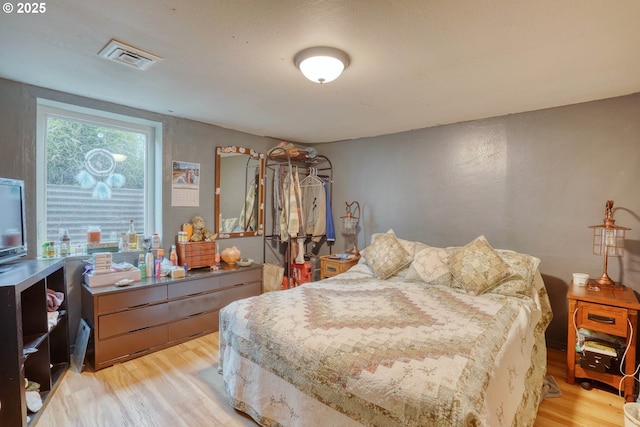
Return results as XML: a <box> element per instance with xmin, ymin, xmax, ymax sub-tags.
<box><xmin>215</xmin><ymin>145</ymin><xmax>265</xmax><ymax>239</ymax></box>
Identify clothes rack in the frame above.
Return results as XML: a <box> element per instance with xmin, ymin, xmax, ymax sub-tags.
<box><xmin>263</xmin><ymin>152</ymin><xmax>333</xmax><ymax>286</ymax></box>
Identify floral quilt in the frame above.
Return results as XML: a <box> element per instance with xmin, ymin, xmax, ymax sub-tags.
<box><xmin>219</xmin><ymin>264</ymin><xmax>551</xmax><ymax>427</ymax></box>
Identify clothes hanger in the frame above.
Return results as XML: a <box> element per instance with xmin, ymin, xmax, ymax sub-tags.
<box><xmin>301</xmin><ymin>167</ymin><xmax>324</xmax><ymax>186</ymax></box>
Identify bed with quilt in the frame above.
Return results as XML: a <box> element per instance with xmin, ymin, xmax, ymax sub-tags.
<box><xmin>219</xmin><ymin>232</ymin><xmax>553</xmax><ymax>427</ymax></box>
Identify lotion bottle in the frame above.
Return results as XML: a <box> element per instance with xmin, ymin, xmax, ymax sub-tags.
<box><xmin>145</xmin><ymin>246</ymin><xmax>154</xmax><ymax>278</ymax></box>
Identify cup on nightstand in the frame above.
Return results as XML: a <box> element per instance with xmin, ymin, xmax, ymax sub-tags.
<box><xmin>573</xmin><ymin>273</ymin><xmax>590</xmax><ymax>286</ymax></box>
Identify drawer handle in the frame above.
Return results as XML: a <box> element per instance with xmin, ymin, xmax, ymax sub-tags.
<box><xmin>187</xmin><ymin>311</ymin><xmax>206</xmax><ymax>318</ymax></box>
<box><xmin>587</xmin><ymin>313</ymin><xmax>615</xmax><ymax>324</ymax></box>
<box><xmin>130</xmin><ymin>302</ymin><xmax>151</xmax><ymax>309</ymax></box>
<box><xmin>327</xmin><ymin>266</ymin><xmax>337</xmax><ymax>272</ymax></box>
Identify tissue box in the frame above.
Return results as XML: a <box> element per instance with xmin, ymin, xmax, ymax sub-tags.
<box><xmin>177</xmin><ymin>241</ymin><xmax>216</xmax><ymax>270</ymax></box>
<box><xmin>85</xmin><ymin>269</ymin><xmax>142</xmax><ymax>288</ymax></box>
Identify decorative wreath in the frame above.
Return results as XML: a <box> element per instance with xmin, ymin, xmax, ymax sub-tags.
<box><xmin>76</xmin><ymin>148</ymin><xmax>125</xmax><ymax>199</ymax></box>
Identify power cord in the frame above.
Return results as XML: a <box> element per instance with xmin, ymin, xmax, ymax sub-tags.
<box><xmin>618</xmin><ymin>319</ymin><xmax>640</xmax><ymax>398</ymax></box>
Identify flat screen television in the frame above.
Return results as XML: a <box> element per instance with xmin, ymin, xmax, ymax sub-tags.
<box><xmin>0</xmin><ymin>177</ymin><xmax>27</xmax><ymax>267</ymax></box>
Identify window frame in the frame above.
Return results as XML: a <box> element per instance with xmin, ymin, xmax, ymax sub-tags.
<box><xmin>36</xmin><ymin>99</ymin><xmax>162</xmax><ymax>250</ymax></box>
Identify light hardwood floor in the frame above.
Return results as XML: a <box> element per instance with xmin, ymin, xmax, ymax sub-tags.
<box><xmin>36</xmin><ymin>333</ymin><xmax>627</xmax><ymax>427</ymax></box>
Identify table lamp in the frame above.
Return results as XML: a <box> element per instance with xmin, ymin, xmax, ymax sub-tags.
<box><xmin>588</xmin><ymin>200</ymin><xmax>630</xmax><ymax>286</ymax></box>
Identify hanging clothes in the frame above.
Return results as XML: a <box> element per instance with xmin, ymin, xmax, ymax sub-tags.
<box><xmin>301</xmin><ymin>171</ymin><xmax>326</xmax><ymax>242</ymax></box>
<box><xmin>324</xmin><ymin>180</ymin><xmax>336</xmax><ymax>242</ymax></box>
<box><xmin>272</xmin><ymin>164</ymin><xmax>281</xmax><ymax>236</ymax></box>
<box><xmin>237</xmin><ymin>167</ymin><xmax>259</xmax><ymax>231</ymax></box>
<box><xmin>279</xmin><ymin>167</ymin><xmax>291</xmax><ymax>241</ymax></box>
<box><xmin>279</xmin><ymin>167</ymin><xmax>304</xmax><ymax>240</ymax></box>
<box><xmin>289</xmin><ymin>168</ymin><xmax>304</xmax><ymax>238</ymax></box>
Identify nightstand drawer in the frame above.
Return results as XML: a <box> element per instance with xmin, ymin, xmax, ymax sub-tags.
<box><xmin>578</xmin><ymin>301</ymin><xmax>628</xmax><ymax>337</ymax></box>
<box><xmin>320</xmin><ymin>255</ymin><xmax>359</xmax><ymax>279</ymax></box>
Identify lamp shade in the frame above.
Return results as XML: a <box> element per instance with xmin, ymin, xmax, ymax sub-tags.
<box><xmin>588</xmin><ymin>200</ymin><xmax>630</xmax><ymax>286</ymax></box>
<box><xmin>294</xmin><ymin>47</ymin><xmax>350</xmax><ymax>84</ymax></box>
<box><xmin>340</xmin><ymin>201</ymin><xmax>361</xmax><ymax>255</ymax></box>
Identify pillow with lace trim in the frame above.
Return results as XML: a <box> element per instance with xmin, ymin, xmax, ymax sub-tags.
<box><xmin>361</xmin><ymin>230</ymin><xmax>413</xmax><ymax>280</ymax></box>
<box><xmin>447</xmin><ymin>235</ymin><xmax>512</xmax><ymax>295</ymax></box>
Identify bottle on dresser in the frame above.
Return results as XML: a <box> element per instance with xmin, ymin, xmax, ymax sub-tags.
<box><xmin>170</xmin><ymin>245</ymin><xmax>178</xmax><ymax>267</ymax></box>
<box><xmin>127</xmin><ymin>220</ymin><xmax>138</xmax><ymax>250</ymax></box>
<box><xmin>145</xmin><ymin>245</ymin><xmax>155</xmax><ymax>278</ymax></box>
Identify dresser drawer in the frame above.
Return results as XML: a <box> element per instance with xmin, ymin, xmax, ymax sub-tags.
<box><xmin>578</xmin><ymin>301</ymin><xmax>628</xmax><ymax>337</ymax></box>
<box><xmin>168</xmin><ymin>277</ymin><xmax>221</xmax><ymax>299</ymax></box>
<box><xmin>219</xmin><ymin>269</ymin><xmax>261</xmax><ymax>288</ymax></box>
<box><xmin>220</xmin><ymin>281</ymin><xmax>262</xmax><ymax>306</ymax></box>
<box><xmin>168</xmin><ymin>311</ymin><xmax>218</xmax><ymax>342</ymax></box>
<box><xmin>97</xmin><ymin>285</ymin><xmax>167</xmax><ymax>314</ymax></box>
<box><xmin>168</xmin><ymin>292</ymin><xmax>225</xmax><ymax>321</ymax></box>
<box><xmin>99</xmin><ymin>303</ymin><xmax>169</xmax><ymax>339</ymax></box>
<box><xmin>96</xmin><ymin>324</ymin><xmax>167</xmax><ymax>366</ymax></box>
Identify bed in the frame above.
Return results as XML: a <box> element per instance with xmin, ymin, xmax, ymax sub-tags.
<box><xmin>219</xmin><ymin>232</ymin><xmax>552</xmax><ymax>426</ymax></box>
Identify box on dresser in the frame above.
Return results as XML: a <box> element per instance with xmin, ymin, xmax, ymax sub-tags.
<box><xmin>177</xmin><ymin>241</ymin><xmax>216</xmax><ymax>270</ymax></box>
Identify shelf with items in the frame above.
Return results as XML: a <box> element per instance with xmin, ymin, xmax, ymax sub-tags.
<box><xmin>263</xmin><ymin>149</ymin><xmax>334</xmax><ymax>287</ymax></box>
<box><xmin>0</xmin><ymin>259</ymin><xmax>69</xmax><ymax>427</ymax></box>
<box><xmin>566</xmin><ymin>280</ymin><xmax>640</xmax><ymax>402</ymax></box>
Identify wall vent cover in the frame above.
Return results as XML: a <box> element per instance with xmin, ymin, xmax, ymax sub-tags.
<box><xmin>98</xmin><ymin>39</ymin><xmax>162</xmax><ymax>71</ymax></box>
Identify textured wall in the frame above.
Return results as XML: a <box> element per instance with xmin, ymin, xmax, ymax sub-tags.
<box><xmin>316</xmin><ymin>93</ymin><xmax>640</xmax><ymax>349</ymax></box>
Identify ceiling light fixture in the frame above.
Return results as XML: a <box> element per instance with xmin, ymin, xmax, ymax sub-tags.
<box><xmin>294</xmin><ymin>47</ymin><xmax>350</xmax><ymax>84</ymax></box>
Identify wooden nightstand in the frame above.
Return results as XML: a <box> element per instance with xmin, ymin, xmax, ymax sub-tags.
<box><xmin>566</xmin><ymin>281</ymin><xmax>640</xmax><ymax>401</ymax></box>
<box><xmin>320</xmin><ymin>255</ymin><xmax>359</xmax><ymax>279</ymax></box>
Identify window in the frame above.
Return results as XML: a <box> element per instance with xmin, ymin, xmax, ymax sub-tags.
<box><xmin>36</xmin><ymin>100</ymin><xmax>162</xmax><ymax>253</ymax></box>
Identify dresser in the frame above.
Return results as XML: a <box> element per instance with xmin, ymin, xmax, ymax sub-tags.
<box><xmin>82</xmin><ymin>264</ymin><xmax>261</xmax><ymax>370</ymax></box>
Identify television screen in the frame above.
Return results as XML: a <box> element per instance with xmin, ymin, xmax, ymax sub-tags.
<box><xmin>0</xmin><ymin>177</ymin><xmax>27</xmax><ymax>264</ymax></box>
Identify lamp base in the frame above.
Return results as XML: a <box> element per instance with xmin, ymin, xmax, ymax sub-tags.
<box><xmin>595</xmin><ymin>273</ymin><xmax>616</xmax><ymax>286</ymax></box>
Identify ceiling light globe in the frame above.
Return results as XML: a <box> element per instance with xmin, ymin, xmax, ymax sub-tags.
<box><xmin>294</xmin><ymin>47</ymin><xmax>349</xmax><ymax>84</ymax></box>
<box><xmin>299</xmin><ymin>56</ymin><xmax>345</xmax><ymax>84</ymax></box>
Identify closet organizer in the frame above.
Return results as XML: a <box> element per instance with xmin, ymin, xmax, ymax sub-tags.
<box><xmin>263</xmin><ymin>148</ymin><xmax>333</xmax><ymax>286</ymax></box>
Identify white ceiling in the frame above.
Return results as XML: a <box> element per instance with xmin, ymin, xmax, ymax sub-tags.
<box><xmin>1</xmin><ymin>1</ymin><xmax>639</xmax><ymax>144</ymax></box>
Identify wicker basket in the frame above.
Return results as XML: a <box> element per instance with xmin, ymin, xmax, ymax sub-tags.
<box><xmin>176</xmin><ymin>241</ymin><xmax>216</xmax><ymax>270</ymax></box>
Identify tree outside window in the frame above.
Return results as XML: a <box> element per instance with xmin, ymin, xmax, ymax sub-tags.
<box><xmin>38</xmin><ymin>104</ymin><xmax>158</xmax><ymax>253</ymax></box>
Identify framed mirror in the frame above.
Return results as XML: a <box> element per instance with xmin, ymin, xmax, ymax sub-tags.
<box><xmin>215</xmin><ymin>146</ymin><xmax>265</xmax><ymax>238</ymax></box>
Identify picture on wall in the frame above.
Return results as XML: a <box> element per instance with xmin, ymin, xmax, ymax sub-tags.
<box><xmin>172</xmin><ymin>160</ymin><xmax>200</xmax><ymax>207</ymax></box>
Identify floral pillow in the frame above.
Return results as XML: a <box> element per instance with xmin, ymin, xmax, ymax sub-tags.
<box><xmin>406</xmin><ymin>246</ymin><xmax>454</xmax><ymax>287</ymax></box>
<box><xmin>447</xmin><ymin>235</ymin><xmax>512</xmax><ymax>295</ymax></box>
<box><xmin>361</xmin><ymin>230</ymin><xmax>413</xmax><ymax>280</ymax></box>
<box><xmin>489</xmin><ymin>250</ymin><xmax>541</xmax><ymax>297</ymax></box>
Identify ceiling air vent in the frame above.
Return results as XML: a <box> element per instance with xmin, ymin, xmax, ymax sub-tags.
<box><xmin>98</xmin><ymin>39</ymin><xmax>162</xmax><ymax>71</ymax></box>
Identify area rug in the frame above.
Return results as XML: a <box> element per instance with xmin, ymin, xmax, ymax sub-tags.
<box><xmin>540</xmin><ymin>375</ymin><xmax>562</xmax><ymax>401</ymax></box>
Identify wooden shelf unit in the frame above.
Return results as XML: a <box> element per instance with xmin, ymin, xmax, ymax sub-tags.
<box><xmin>0</xmin><ymin>259</ymin><xmax>69</xmax><ymax>427</ymax></box>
